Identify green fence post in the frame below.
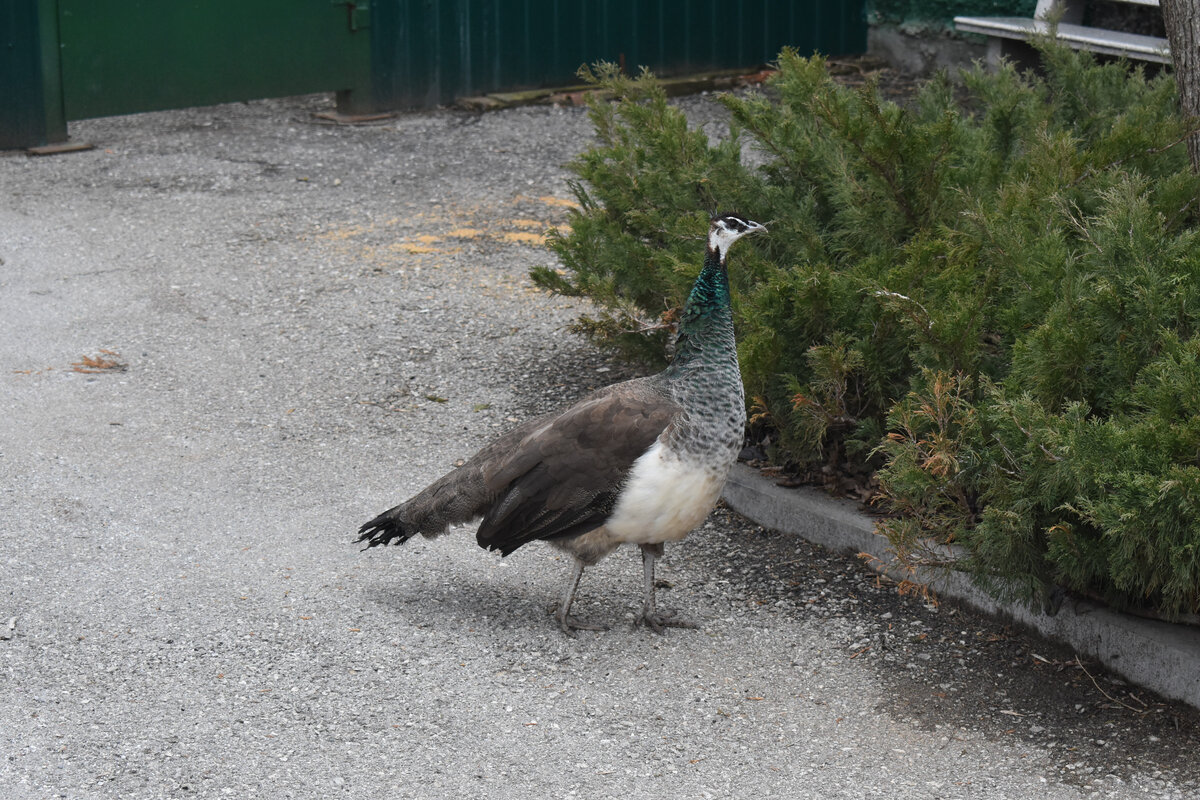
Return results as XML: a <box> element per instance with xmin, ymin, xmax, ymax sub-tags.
<box><xmin>1</xmin><ymin>0</ymin><xmax>67</xmax><ymax>149</ymax></box>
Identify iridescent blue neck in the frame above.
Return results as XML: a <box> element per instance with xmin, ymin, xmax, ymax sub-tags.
<box><xmin>665</xmin><ymin>247</ymin><xmax>732</xmax><ymax>375</ymax></box>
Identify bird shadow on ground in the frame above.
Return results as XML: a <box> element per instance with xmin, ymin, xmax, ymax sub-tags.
<box><xmin>361</xmin><ymin>542</ymin><xmax>699</xmax><ymax>641</ymax></box>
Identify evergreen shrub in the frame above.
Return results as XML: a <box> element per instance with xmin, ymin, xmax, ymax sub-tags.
<box><xmin>537</xmin><ymin>46</ymin><xmax>1200</xmax><ymax>618</ymax></box>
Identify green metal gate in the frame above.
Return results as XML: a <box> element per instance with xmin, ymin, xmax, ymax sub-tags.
<box><xmin>57</xmin><ymin>0</ymin><xmax>371</xmax><ymax>120</ymax></box>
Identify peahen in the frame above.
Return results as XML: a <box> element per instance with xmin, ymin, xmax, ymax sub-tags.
<box><xmin>358</xmin><ymin>212</ymin><xmax>766</xmax><ymax>634</ymax></box>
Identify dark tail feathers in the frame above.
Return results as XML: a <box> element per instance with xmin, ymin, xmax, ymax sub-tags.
<box><xmin>356</xmin><ymin>507</ymin><xmax>415</xmax><ymax>549</ymax></box>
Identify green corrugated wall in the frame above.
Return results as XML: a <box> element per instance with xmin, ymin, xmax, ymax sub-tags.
<box><xmin>373</xmin><ymin>1</ymin><xmax>869</xmax><ymax>109</ymax></box>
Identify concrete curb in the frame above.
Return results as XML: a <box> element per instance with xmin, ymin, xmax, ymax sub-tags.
<box><xmin>721</xmin><ymin>463</ymin><xmax>1200</xmax><ymax>711</ymax></box>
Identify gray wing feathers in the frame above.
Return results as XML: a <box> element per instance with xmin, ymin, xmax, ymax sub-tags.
<box><xmin>476</xmin><ymin>380</ymin><xmax>678</xmax><ymax>555</ymax></box>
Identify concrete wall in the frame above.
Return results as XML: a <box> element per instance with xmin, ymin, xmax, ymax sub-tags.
<box><xmin>870</xmin><ymin>0</ymin><xmax>1035</xmax><ymax>29</ymax></box>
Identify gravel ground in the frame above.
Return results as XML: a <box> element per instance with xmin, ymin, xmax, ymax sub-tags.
<box><xmin>1</xmin><ymin>86</ymin><xmax>1198</xmax><ymax>799</ymax></box>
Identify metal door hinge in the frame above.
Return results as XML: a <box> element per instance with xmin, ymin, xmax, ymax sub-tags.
<box><xmin>332</xmin><ymin>1</ymin><xmax>370</xmax><ymax>32</ymax></box>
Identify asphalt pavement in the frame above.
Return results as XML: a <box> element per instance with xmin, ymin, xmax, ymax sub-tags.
<box><xmin>1</xmin><ymin>92</ymin><xmax>1196</xmax><ymax>799</ymax></box>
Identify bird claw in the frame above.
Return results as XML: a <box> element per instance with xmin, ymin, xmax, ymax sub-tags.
<box><xmin>638</xmin><ymin>610</ymin><xmax>700</xmax><ymax>634</ymax></box>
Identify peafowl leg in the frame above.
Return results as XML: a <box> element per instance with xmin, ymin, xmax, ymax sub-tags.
<box><xmin>639</xmin><ymin>543</ymin><xmax>698</xmax><ymax>633</ymax></box>
<box><xmin>555</xmin><ymin>558</ymin><xmax>608</xmax><ymax>636</ymax></box>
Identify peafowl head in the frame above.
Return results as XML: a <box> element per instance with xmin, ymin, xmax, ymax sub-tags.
<box><xmin>707</xmin><ymin>213</ymin><xmax>767</xmax><ymax>264</ymax></box>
